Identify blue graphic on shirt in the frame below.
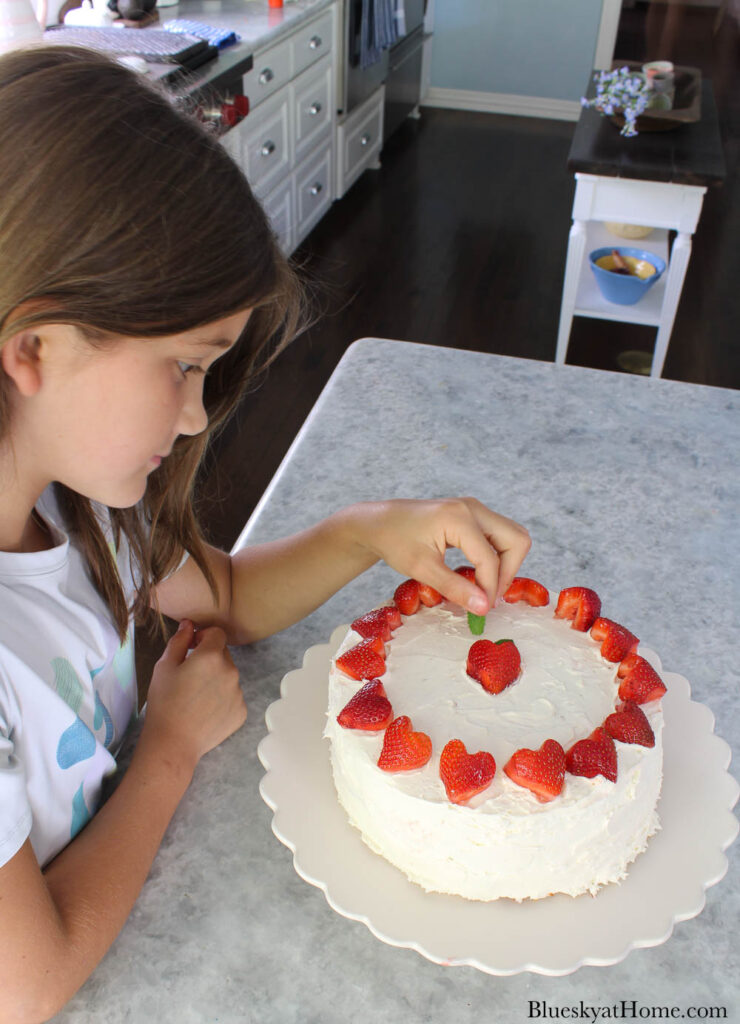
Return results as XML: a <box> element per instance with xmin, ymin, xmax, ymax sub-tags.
<box><xmin>57</xmin><ymin>717</ymin><xmax>96</xmax><ymax>769</ymax></box>
<box><xmin>70</xmin><ymin>782</ymin><xmax>91</xmax><ymax>839</ymax></box>
<box><xmin>52</xmin><ymin>657</ymin><xmax>84</xmax><ymax>714</ymax></box>
<box><xmin>94</xmin><ymin>690</ymin><xmax>114</xmax><ymax>748</ymax></box>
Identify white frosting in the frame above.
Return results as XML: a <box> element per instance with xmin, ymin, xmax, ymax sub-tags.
<box><xmin>325</xmin><ymin>596</ymin><xmax>663</xmax><ymax>901</ymax></box>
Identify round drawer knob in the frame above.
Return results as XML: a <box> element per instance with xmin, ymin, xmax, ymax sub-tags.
<box><xmin>309</xmin><ymin>102</ymin><xmax>322</xmax><ymax>116</ymax></box>
<box><xmin>261</xmin><ymin>140</ymin><xmax>276</xmax><ymax>157</ymax></box>
<box><xmin>309</xmin><ymin>35</ymin><xmax>322</xmax><ymax>49</ymax></box>
<box><xmin>259</xmin><ymin>68</ymin><xmax>274</xmax><ymax>85</ymax></box>
<box><xmin>360</xmin><ymin>133</ymin><xmax>371</xmax><ymax>146</ymax></box>
<box><xmin>309</xmin><ymin>182</ymin><xmax>323</xmax><ymax>196</ymax></box>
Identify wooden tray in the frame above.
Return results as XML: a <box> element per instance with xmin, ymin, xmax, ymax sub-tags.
<box><xmin>610</xmin><ymin>61</ymin><xmax>702</xmax><ymax>132</ymax></box>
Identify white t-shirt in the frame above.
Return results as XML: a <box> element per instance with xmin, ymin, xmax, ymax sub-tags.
<box><xmin>0</xmin><ymin>486</ymin><xmax>140</xmax><ymax>869</ymax></box>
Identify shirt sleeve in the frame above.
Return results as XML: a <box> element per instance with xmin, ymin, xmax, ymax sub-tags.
<box><xmin>0</xmin><ymin>719</ymin><xmax>32</xmax><ymax>869</ymax></box>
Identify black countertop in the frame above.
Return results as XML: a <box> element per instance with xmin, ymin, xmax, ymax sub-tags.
<box><xmin>568</xmin><ymin>74</ymin><xmax>726</xmax><ymax>187</ymax></box>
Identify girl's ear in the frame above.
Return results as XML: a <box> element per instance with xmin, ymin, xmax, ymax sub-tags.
<box><xmin>0</xmin><ymin>330</ymin><xmax>43</xmax><ymax>396</ymax></box>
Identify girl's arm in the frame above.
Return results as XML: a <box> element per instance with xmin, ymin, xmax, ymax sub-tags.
<box><xmin>154</xmin><ymin>498</ymin><xmax>531</xmax><ymax>645</ymax></box>
<box><xmin>0</xmin><ymin>622</ymin><xmax>246</xmax><ymax>1023</ymax></box>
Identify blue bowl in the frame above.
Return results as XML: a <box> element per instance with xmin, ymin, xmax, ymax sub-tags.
<box><xmin>588</xmin><ymin>246</ymin><xmax>666</xmax><ymax>305</ymax></box>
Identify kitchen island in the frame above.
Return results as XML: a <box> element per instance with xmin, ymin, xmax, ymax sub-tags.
<box><xmin>53</xmin><ymin>341</ymin><xmax>738</xmax><ymax>1022</ymax></box>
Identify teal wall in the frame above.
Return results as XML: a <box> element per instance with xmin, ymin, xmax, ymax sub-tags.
<box><xmin>430</xmin><ymin>0</ymin><xmax>604</xmax><ymax>101</ymax></box>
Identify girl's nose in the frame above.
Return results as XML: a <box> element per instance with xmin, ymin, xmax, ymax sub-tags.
<box><xmin>177</xmin><ymin>379</ymin><xmax>208</xmax><ymax>437</ymax></box>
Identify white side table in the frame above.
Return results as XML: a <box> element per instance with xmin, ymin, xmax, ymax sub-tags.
<box><xmin>556</xmin><ymin>76</ymin><xmax>725</xmax><ymax>379</ymax></box>
<box><xmin>555</xmin><ymin>172</ymin><xmax>706</xmax><ymax>378</ymax></box>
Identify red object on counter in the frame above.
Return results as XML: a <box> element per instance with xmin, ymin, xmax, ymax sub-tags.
<box><xmin>268</xmin><ymin>0</ymin><xmax>283</xmax><ymax>7</ymax></box>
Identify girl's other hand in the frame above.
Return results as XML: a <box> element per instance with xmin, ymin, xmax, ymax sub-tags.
<box><xmin>352</xmin><ymin>497</ymin><xmax>531</xmax><ymax>615</ymax></box>
<box><xmin>143</xmin><ymin>620</ymin><xmax>247</xmax><ymax>774</ymax></box>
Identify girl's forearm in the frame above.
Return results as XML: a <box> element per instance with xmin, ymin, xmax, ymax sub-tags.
<box><xmin>35</xmin><ymin>728</ymin><xmax>195</xmax><ymax>1015</ymax></box>
<box><xmin>227</xmin><ymin>504</ymin><xmax>383</xmax><ymax>644</ymax></box>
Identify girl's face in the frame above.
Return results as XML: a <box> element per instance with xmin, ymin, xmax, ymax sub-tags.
<box><xmin>30</xmin><ymin>310</ymin><xmax>250</xmax><ymax>509</ymax></box>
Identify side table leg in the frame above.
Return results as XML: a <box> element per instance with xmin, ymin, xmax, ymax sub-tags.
<box><xmin>555</xmin><ymin>219</ymin><xmax>587</xmax><ymax>365</ymax></box>
<box><xmin>651</xmin><ymin>230</ymin><xmax>692</xmax><ymax>378</ymax></box>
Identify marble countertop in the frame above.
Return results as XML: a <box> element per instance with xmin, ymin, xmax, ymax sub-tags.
<box><xmin>54</xmin><ymin>341</ymin><xmax>739</xmax><ymax>1023</ymax></box>
<box><xmin>134</xmin><ymin>0</ymin><xmax>336</xmax><ymax>92</ymax></box>
<box><xmin>157</xmin><ymin>0</ymin><xmax>336</xmax><ymax>51</ymax></box>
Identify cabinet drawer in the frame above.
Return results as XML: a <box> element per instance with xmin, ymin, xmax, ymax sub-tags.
<box><xmin>295</xmin><ymin>144</ymin><xmax>333</xmax><ymax>246</ymax></box>
<box><xmin>291</xmin><ymin>9</ymin><xmax>333</xmax><ymax>78</ymax></box>
<box><xmin>336</xmin><ymin>86</ymin><xmax>384</xmax><ymax>198</ymax></box>
<box><xmin>261</xmin><ymin>176</ymin><xmax>294</xmax><ymax>255</ymax></box>
<box><xmin>243</xmin><ymin>37</ymin><xmax>292</xmax><ymax>109</ymax></box>
<box><xmin>292</xmin><ymin>58</ymin><xmax>333</xmax><ymax>166</ymax></box>
<box><xmin>240</xmin><ymin>92</ymin><xmax>292</xmax><ymax>198</ymax></box>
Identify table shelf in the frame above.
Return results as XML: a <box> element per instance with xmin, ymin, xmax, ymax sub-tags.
<box><xmin>573</xmin><ymin>221</ymin><xmax>670</xmax><ymax>327</ymax></box>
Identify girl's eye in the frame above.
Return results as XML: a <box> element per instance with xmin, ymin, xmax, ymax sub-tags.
<box><xmin>177</xmin><ymin>361</ymin><xmax>203</xmax><ymax>377</ymax></box>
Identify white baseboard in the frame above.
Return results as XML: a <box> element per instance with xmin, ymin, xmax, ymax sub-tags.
<box><xmin>423</xmin><ymin>86</ymin><xmax>582</xmax><ymax>122</ymax></box>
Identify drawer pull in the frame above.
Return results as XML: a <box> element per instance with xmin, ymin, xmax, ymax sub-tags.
<box><xmin>309</xmin><ymin>182</ymin><xmax>323</xmax><ymax>196</ymax></box>
<box><xmin>261</xmin><ymin>140</ymin><xmax>276</xmax><ymax>157</ymax></box>
<box><xmin>309</xmin><ymin>35</ymin><xmax>322</xmax><ymax>50</ymax></box>
<box><xmin>360</xmin><ymin>133</ymin><xmax>372</xmax><ymax>146</ymax></box>
<box><xmin>259</xmin><ymin>68</ymin><xmax>275</xmax><ymax>85</ymax></box>
<box><xmin>309</xmin><ymin>102</ymin><xmax>322</xmax><ymax>116</ymax></box>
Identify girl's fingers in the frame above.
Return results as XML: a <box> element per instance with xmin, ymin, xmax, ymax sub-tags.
<box><xmin>416</xmin><ymin>499</ymin><xmax>531</xmax><ymax>613</ymax></box>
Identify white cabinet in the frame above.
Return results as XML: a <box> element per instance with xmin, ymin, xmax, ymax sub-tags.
<box><xmin>228</xmin><ymin>2</ymin><xmax>338</xmax><ymax>254</ymax></box>
<box><xmin>336</xmin><ymin>86</ymin><xmax>385</xmax><ymax>199</ymax></box>
<box><xmin>292</xmin><ymin>58</ymin><xmax>333</xmax><ymax>166</ymax></box>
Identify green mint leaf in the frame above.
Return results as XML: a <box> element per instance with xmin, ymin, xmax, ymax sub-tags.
<box><xmin>467</xmin><ymin>612</ymin><xmax>486</xmax><ymax>636</ymax></box>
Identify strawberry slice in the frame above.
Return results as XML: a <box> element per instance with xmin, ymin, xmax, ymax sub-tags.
<box><xmin>454</xmin><ymin>565</ymin><xmax>477</xmax><ymax>583</ymax></box>
<box><xmin>380</xmin><ymin>604</ymin><xmax>402</xmax><ymax>630</ymax></box>
<box><xmin>377</xmin><ymin>715</ymin><xmax>432</xmax><ymax>772</ymax></box>
<box><xmin>590</xmin><ymin>617</ymin><xmax>639</xmax><ymax>662</ymax></box>
<box><xmin>394</xmin><ymin>579</ymin><xmax>421</xmax><ymax>616</ymax></box>
<box><xmin>351</xmin><ymin>609</ymin><xmax>392</xmax><ymax>642</ymax></box>
<box><xmin>503</xmin><ymin>577</ymin><xmax>550</xmax><ymax>607</ymax></box>
<box><xmin>418</xmin><ymin>583</ymin><xmax>443</xmax><ymax>607</ymax></box>
<box><xmin>503</xmin><ymin>739</ymin><xmax>566</xmax><ymax>802</ymax></box>
<box><xmin>554</xmin><ymin>587</ymin><xmax>602</xmax><ymax>631</ymax></box>
<box><xmin>566</xmin><ymin>727</ymin><xmax>618</xmax><ymax>783</ymax></box>
<box><xmin>617</xmin><ymin>654</ymin><xmax>667</xmax><ymax>704</ymax></box>
<box><xmin>335</xmin><ymin>638</ymin><xmax>386</xmax><ymax>681</ymax></box>
<box><xmin>439</xmin><ymin>739</ymin><xmax>496</xmax><ymax>805</ymax></box>
<box><xmin>466</xmin><ymin>638</ymin><xmax>521</xmax><ymax>694</ymax></box>
<box><xmin>337</xmin><ymin>679</ymin><xmax>393</xmax><ymax>731</ymax></box>
<box><xmin>604</xmin><ymin>701</ymin><xmax>655</xmax><ymax>747</ymax></box>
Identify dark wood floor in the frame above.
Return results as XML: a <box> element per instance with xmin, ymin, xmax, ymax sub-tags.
<box><xmin>196</xmin><ymin>4</ymin><xmax>740</xmax><ymax>555</ymax></box>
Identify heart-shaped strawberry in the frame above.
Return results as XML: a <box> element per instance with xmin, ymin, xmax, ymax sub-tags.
<box><xmin>503</xmin><ymin>738</ymin><xmax>566</xmax><ymax>802</ymax></box>
<box><xmin>394</xmin><ymin>579</ymin><xmax>421</xmax><ymax>615</ymax></box>
<box><xmin>466</xmin><ymin>638</ymin><xmax>521</xmax><ymax>694</ymax></box>
<box><xmin>503</xmin><ymin>577</ymin><xmax>550</xmax><ymax>607</ymax></box>
<box><xmin>590</xmin><ymin>617</ymin><xmax>639</xmax><ymax>663</ymax></box>
<box><xmin>377</xmin><ymin>716</ymin><xmax>432</xmax><ymax>772</ymax></box>
<box><xmin>617</xmin><ymin>654</ymin><xmax>667</xmax><ymax>704</ymax></box>
<box><xmin>351</xmin><ymin>609</ymin><xmax>393</xmax><ymax>642</ymax></box>
<box><xmin>566</xmin><ymin>727</ymin><xmax>618</xmax><ymax>783</ymax></box>
<box><xmin>335</xmin><ymin>638</ymin><xmax>386</xmax><ymax>681</ymax></box>
<box><xmin>555</xmin><ymin>586</ymin><xmax>601</xmax><ymax>631</ymax></box>
<box><xmin>439</xmin><ymin>739</ymin><xmax>496</xmax><ymax>804</ymax></box>
<box><xmin>604</xmin><ymin>701</ymin><xmax>655</xmax><ymax>747</ymax></box>
<box><xmin>337</xmin><ymin>679</ymin><xmax>393</xmax><ymax>731</ymax></box>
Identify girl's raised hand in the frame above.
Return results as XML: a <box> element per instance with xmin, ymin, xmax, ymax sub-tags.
<box><xmin>352</xmin><ymin>497</ymin><xmax>531</xmax><ymax>615</ymax></box>
<box><xmin>143</xmin><ymin>620</ymin><xmax>247</xmax><ymax>773</ymax></box>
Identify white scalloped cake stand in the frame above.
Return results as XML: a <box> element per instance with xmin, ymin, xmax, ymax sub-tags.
<box><xmin>257</xmin><ymin>625</ymin><xmax>739</xmax><ymax>976</ymax></box>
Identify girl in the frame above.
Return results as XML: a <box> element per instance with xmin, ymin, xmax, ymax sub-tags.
<box><xmin>0</xmin><ymin>46</ymin><xmax>530</xmax><ymax>1021</ymax></box>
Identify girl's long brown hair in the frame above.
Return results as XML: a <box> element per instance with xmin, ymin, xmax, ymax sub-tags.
<box><xmin>0</xmin><ymin>46</ymin><xmax>306</xmax><ymax>641</ymax></box>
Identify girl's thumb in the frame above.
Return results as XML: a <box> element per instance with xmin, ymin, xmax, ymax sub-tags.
<box><xmin>165</xmin><ymin>619</ymin><xmax>193</xmax><ymax>660</ymax></box>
